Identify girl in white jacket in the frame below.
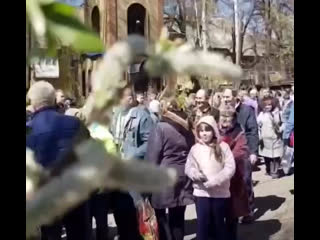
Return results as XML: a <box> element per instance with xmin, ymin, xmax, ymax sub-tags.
<box><xmin>185</xmin><ymin>115</ymin><xmax>235</xmax><ymax>240</ymax></box>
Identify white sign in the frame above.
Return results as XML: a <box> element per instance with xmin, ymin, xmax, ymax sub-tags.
<box><xmin>34</xmin><ymin>58</ymin><xmax>59</xmax><ymax>79</ymax></box>
<box><xmin>57</xmin><ymin>0</ymin><xmax>85</xmax><ymax>7</ymax></box>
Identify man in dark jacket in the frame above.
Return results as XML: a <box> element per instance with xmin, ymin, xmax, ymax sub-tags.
<box><xmin>223</xmin><ymin>89</ymin><xmax>259</xmax><ymax>223</ymax></box>
<box><xmin>26</xmin><ymin>81</ymin><xmax>91</xmax><ymax>240</ymax></box>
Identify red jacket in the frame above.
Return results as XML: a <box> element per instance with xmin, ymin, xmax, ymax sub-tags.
<box><xmin>220</xmin><ymin>124</ymin><xmax>250</xmax><ymax>218</ymax></box>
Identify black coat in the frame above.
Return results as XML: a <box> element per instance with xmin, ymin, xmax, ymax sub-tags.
<box><xmin>236</xmin><ymin>103</ymin><xmax>259</xmax><ymax>155</ymax></box>
<box><xmin>145</xmin><ymin>113</ymin><xmax>195</xmax><ymax>209</ymax></box>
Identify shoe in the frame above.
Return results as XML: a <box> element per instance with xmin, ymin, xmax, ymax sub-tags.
<box><xmin>241</xmin><ymin>215</ymin><xmax>254</xmax><ymax>224</ymax></box>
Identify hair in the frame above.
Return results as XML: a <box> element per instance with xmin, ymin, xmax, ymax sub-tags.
<box><xmin>189</xmin><ymin>93</ymin><xmax>196</xmax><ymax>98</ymax></box>
<box><xmin>28</xmin><ymin>81</ymin><xmax>56</xmax><ymax>109</ymax></box>
<box><xmin>161</xmin><ymin>97</ymin><xmax>180</xmax><ymax>112</ymax></box>
<box><xmin>276</xmin><ymin>91</ymin><xmax>282</xmax><ymax>97</ymax></box>
<box><xmin>136</xmin><ymin>91</ymin><xmax>144</xmax><ymax>96</ymax></box>
<box><xmin>56</xmin><ymin>89</ymin><xmax>64</xmax><ymax>94</ymax></box>
<box><xmin>120</xmin><ymin>85</ymin><xmax>133</xmax><ymax>98</ymax></box>
<box><xmin>197</xmin><ymin>89</ymin><xmax>210</xmax><ymax>99</ymax></box>
<box><xmin>223</xmin><ymin>88</ymin><xmax>238</xmax><ymax>98</ymax></box>
<box><xmin>197</xmin><ymin>122</ymin><xmax>223</xmax><ymax>162</ymax></box>
<box><xmin>262</xmin><ymin>96</ymin><xmax>275</xmax><ymax>111</ymax></box>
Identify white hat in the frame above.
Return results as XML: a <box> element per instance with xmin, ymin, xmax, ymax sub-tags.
<box><xmin>149</xmin><ymin>100</ymin><xmax>161</xmax><ymax>113</ymax></box>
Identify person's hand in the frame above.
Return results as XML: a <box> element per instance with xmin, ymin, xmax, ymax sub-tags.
<box><xmin>250</xmin><ymin>154</ymin><xmax>258</xmax><ymax>165</ymax></box>
<box><xmin>203</xmin><ymin>179</ymin><xmax>216</xmax><ymax>188</ymax></box>
<box><xmin>192</xmin><ymin>171</ymin><xmax>207</xmax><ymax>182</ymax></box>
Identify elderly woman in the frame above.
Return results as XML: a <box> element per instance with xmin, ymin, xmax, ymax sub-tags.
<box><xmin>218</xmin><ymin>104</ymin><xmax>251</xmax><ymax>240</ymax></box>
<box><xmin>146</xmin><ymin>99</ymin><xmax>195</xmax><ymax>240</ymax></box>
<box><xmin>258</xmin><ymin>96</ymin><xmax>284</xmax><ymax>178</ymax></box>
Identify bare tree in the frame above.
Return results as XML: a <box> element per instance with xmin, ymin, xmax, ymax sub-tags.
<box><xmin>201</xmin><ymin>0</ymin><xmax>208</xmax><ymax>50</ymax></box>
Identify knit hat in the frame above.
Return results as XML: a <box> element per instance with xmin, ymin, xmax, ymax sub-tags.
<box><xmin>219</xmin><ymin>104</ymin><xmax>236</xmax><ymax>117</ymax></box>
<box><xmin>149</xmin><ymin>100</ymin><xmax>161</xmax><ymax>114</ymax></box>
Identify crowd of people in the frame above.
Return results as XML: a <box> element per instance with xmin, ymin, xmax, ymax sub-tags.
<box><xmin>26</xmin><ymin>81</ymin><xmax>294</xmax><ymax>240</ymax></box>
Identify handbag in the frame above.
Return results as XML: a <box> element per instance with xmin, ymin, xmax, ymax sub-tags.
<box><xmin>136</xmin><ymin>198</ymin><xmax>159</xmax><ymax>240</ymax></box>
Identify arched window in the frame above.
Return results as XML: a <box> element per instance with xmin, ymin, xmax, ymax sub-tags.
<box><xmin>127</xmin><ymin>3</ymin><xmax>146</xmax><ymax>36</ymax></box>
<box><xmin>91</xmin><ymin>6</ymin><xmax>100</xmax><ymax>34</ymax></box>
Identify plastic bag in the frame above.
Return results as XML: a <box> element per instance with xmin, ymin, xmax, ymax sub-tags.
<box><xmin>136</xmin><ymin>198</ymin><xmax>159</xmax><ymax>240</ymax></box>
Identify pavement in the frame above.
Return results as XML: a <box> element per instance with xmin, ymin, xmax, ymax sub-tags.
<box><xmin>183</xmin><ymin>164</ymin><xmax>294</xmax><ymax>240</ymax></box>
<box><xmin>104</xmin><ymin>163</ymin><xmax>294</xmax><ymax>240</ymax></box>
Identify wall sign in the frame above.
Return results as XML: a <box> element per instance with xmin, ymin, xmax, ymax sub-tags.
<box><xmin>34</xmin><ymin>58</ymin><xmax>59</xmax><ymax>79</ymax></box>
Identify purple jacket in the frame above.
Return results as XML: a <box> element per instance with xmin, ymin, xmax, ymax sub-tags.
<box><xmin>242</xmin><ymin>96</ymin><xmax>258</xmax><ymax>117</ymax></box>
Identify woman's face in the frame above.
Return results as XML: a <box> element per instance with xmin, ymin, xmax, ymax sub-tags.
<box><xmin>220</xmin><ymin>115</ymin><xmax>234</xmax><ymax>129</ymax></box>
<box><xmin>264</xmin><ymin>100</ymin><xmax>273</xmax><ymax>112</ymax></box>
<box><xmin>198</xmin><ymin>123</ymin><xmax>214</xmax><ymax>144</ymax></box>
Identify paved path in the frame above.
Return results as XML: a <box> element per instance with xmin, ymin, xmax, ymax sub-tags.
<box><xmin>184</xmin><ymin>164</ymin><xmax>294</xmax><ymax>240</ymax></box>
<box><xmin>105</xmin><ymin>164</ymin><xmax>294</xmax><ymax>240</ymax></box>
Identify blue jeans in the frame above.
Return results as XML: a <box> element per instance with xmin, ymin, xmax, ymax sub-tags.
<box><xmin>195</xmin><ymin>197</ymin><xmax>228</xmax><ymax>240</ymax></box>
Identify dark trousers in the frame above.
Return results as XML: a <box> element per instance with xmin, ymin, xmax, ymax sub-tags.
<box><xmin>90</xmin><ymin>193</ymin><xmax>109</xmax><ymax>240</ymax></box>
<box><xmin>243</xmin><ymin>160</ymin><xmax>255</xmax><ymax>215</ymax></box>
<box><xmin>195</xmin><ymin>197</ymin><xmax>228</xmax><ymax>240</ymax></box>
<box><xmin>264</xmin><ymin>157</ymin><xmax>281</xmax><ymax>177</ymax></box>
<box><xmin>155</xmin><ymin>206</ymin><xmax>186</xmax><ymax>240</ymax></box>
<box><xmin>90</xmin><ymin>191</ymin><xmax>142</xmax><ymax>240</ymax></box>
<box><xmin>226</xmin><ymin>217</ymin><xmax>238</xmax><ymax>240</ymax></box>
<box><xmin>41</xmin><ymin>201</ymin><xmax>92</xmax><ymax>240</ymax></box>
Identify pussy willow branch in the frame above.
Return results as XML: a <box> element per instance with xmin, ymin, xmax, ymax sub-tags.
<box><xmin>83</xmin><ymin>35</ymin><xmax>148</xmax><ymax>125</ymax></box>
<box><xmin>26</xmin><ymin>140</ymin><xmax>177</xmax><ymax>237</ymax></box>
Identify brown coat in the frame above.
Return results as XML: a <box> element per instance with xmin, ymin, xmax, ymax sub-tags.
<box><xmin>145</xmin><ymin>111</ymin><xmax>195</xmax><ymax>209</ymax></box>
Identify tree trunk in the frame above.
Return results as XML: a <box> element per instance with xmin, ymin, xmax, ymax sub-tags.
<box><xmin>234</xmin><ymin>0</ymin><xmax>241</xmax><ymax>65</ymax></box>
<box><xmin>194</xmin><ymin>0</ymin><xmax>201</xmax><ymax>47</ymax></box>
<box><xmin>201</xmin><ymin>0</ymin><xmax>208</xmax><ymax>51</ymax></box>
<box><xmin>233</xmin><ymin>0</ymin><xmax>241</xmax><ymax>89</ymax></box>
<box><xmin>57</xmin><ymin>47</ymin><xmax>80</xmax><ymax>99</ymax></box>
<box><xmin>264</xmin><ymin>0</ymin><xmax>272</xmax><ymax>87</ymax></box>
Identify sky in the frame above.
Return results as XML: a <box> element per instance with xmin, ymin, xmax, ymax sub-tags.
<box><xmin>56</xmin><ymin>0</ymin><xmax>84</xmax><ymax>7</ymax></box>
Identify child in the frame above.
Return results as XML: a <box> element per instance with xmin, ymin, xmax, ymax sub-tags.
<box><xmin>258</xmin><ymin>96</ymin><xmax>284</xmax><ymax>178</ymax></box>
<box><xmin>185</xmin><ymin>115</ymin><xmax>235</xmax><ymax>240</ymax></box>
